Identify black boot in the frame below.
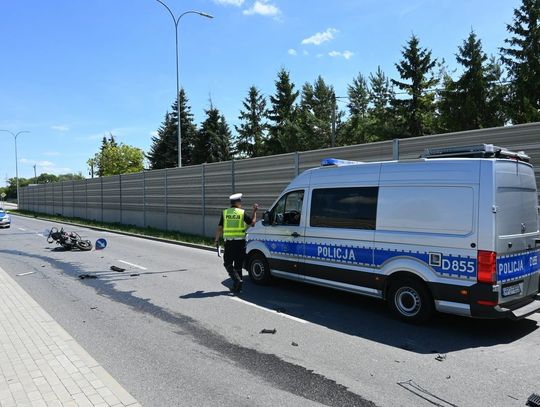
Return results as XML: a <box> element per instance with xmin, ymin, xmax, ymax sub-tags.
<box><xmin>227</xmin><ymin>267</ymin><xmax>241</xmax><ymax>293</ymax></box>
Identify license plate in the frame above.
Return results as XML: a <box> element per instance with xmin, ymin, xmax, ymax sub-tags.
<box><xmin>502</xmin><ymin>283</ymin><xmax>522</xmax><ymax>297</ymax></box>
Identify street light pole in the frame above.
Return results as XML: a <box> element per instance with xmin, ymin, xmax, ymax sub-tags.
<box><xmin>154</xmin><ymin>1</ymin><xmax>213</xmax><ymax>167</ymax></box>
<box><xmin>0</xmin><ymin>130</ymin><xmax>30</xmax><ymax>208</ymax></box>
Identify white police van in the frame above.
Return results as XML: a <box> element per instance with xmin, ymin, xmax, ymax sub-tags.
<box><xmin>245</xmin><ymin>144</ymin><xmax>540</xmax><ymax>323</ymax></box>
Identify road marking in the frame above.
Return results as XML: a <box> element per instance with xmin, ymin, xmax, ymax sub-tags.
<box><xmin>117</xmin><ymin>260</ymin><xmax>147</xmax><ymax>270</ymax></box>
<box><xmin>35</xmin><ymin>233</ymin><xmax>45</xmax><ymax>237</ymax></box>
<box><xmin>230</xmin><ymin>297</ymin><xmax>309</xmax><ymax>324</ymax></box>
<box><xmin>17</xmin><ymin>228</ymin><xmax>26</xmax><ymax>231</ymax></box>
<box><xmin>16</xmin><ymin>272</ymin><xmax>36</xmax><ymax>276</ymax></box>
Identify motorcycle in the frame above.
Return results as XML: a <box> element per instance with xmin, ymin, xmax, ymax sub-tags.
<box><xmin>47</xmin><ymin>227</ymin><xmax>93</xmax><ymax>251</ymax></box>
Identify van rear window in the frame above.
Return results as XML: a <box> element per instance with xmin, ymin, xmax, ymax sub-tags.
<box><xmin>310</xmin><ymin>187</ymin><xmax>378</xmax><ymax>230</ymax></box>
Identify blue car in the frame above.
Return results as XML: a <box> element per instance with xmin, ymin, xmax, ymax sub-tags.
<box><xmin>0</xmin><ymin>210</ymin><xmax>11</xmax><ymax>228</ymax></box>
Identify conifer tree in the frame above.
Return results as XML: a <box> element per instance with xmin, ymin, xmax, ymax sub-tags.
<box><xmin>392</xmin><ymin>35</ymin><xmax>438</xmax><ymax>137</ymax></box>
<box><xmin>500</xmin><ymin>0</ymin><xmax>540</xmax><ymax>123</ymax></box>
<box><xmin>265</xmin><ymin>69</ymin><xmax>299</xmax><ymax>154</ymax></box>
<box><xmin>147</xmin><ymin>89</ymin><xmax>197</xmax><ymax>169</ymax></box>
<box><xmin>367</xmin><ymin>67</ymin><xmax>397</xmax><ymax>140</ymax></box>
<box><xmin>193</xmin><ymin>104</ymin><xmax>232</xmax><ymax>164</ymax></box>
<box><xmin>235</xmin><ymin>86</ymin><xmax>267</xmax><ymax>158</ymax></box>
<box><xmin>340</xmin><ymin>73</ymin><xmax>370</xmax><ymax>145</ymax></box>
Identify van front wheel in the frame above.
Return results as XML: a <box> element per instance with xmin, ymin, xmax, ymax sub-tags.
<box><xmin>388</xmin><ymin>278</ymin><xmax>434</xmax><ymax>324</ymax></box>
<box><xmin>248</xmin><ymin>253</ymin><xmax>272</xmax><ymax>285</ymax></box>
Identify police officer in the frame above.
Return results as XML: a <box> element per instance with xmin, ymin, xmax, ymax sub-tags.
<box><xmin>215</xmin><ymin>193</ymin><xmax>258</xmax><ymax>293</ymax></box>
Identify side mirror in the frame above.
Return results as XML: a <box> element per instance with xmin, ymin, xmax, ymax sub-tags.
<box><xmin>262</xmin><ymin>211</ymin><xmax>270</xmax><ymax>226</ymax></box>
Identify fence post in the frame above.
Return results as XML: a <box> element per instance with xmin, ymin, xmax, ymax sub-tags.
<box><xmin>100</xmin><ymin>177</ymin><xmax>104</xmax><ymax>223</ymax></box>
<box><xmin>164</xmin><ymin>168</ymin><xmax>168</xmax><ymax>231</ymax></box>
<box><xmin>392</xmin><ymin>139</ymin><xmax>400</xmax><ymax>160</ymax></box>
<box><xmin>202</xmin><ymin>164</ymin><xmax>206</xmax><ymax>236</ymax></box>
<box><xmin>85</xmin><ymin>180</ymin><xmax>88</xmax><ymax>219</ymax></box>
<box><xmin>143</xmin><ymin>171</ymin><xmax>147</xmax><ymax>228</ymax></box>
<box><xmin>61</xmin><ymin>182</ymin><xmax>64</xmax><ymax>216</ymax></box>
<box><xmin>72</xmin><ymin>181</ymin><xmax>75</xmax><ymax>217</ymax></box>
<box><xmin>231</xmin><ymin>159</ymin><xmax>235</xmax><ymax>193</ymax></box>
<box><xmin>294</xmin><ymin>151</ymin><xmax>300</xmax><ymax>176</ymax></box>
<box><xmin>119</xmin><ymin>175</ymin><xmax>123</xmax><ymax>225</ymax></box>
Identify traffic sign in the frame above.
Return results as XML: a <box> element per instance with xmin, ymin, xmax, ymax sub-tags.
<box><xmin>95</xmin><ymin>238</ymin><xmax>107</xmax><ymax>250</ymax></box>
<box><xmin>0</xmin><ymin>192</ymin><xmax>5</xmax><ymax>198</ymax></box>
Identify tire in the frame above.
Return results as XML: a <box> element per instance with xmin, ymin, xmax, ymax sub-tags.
<box><xmin>76</xmin><ymin>240</ymin><xmax>93</xmax><ymax>251</ymax></box>
<box><xmin>388</xmin><ymin>278</ymin><xmax>434</xmax><ymax>324</ymax></box>
<box><xmin>248</xmin><ymin>253</ymin><xmax>272</xmax><ymax>285</ymax></box>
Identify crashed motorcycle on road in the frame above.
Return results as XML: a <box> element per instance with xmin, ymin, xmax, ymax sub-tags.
<box><xmin>47</xmin><ymin>227</ymin><xmax>93</xmax><ymax>251</ymax></box>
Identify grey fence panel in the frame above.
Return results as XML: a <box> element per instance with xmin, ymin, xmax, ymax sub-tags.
<box><xmin>86</xmin><ymin>178</ymin><xmax>102</xmax><ymax>221</ymax></box>
<box><xmin>62</xmin><ymin>181</ymin><xmax>74</xmax><ymax>218</ymax></box>
<box><xmin>234</xmin><ymin>153</ymin><xmax>297</xmax><ymax>211</ymax></box>
<box><xmin>73</xmin><ymin>180</ymin><xmax>86</xmax><ymax>219</ymax></box>
<box><xmin>102</xmin><ymin>175</ymin><xmax>121</xmax><ymax>224</ymax></box>
<box><xmin>145</xmin><ymin>169</ymin><xmax>167</xmax><ymax>230</ymax></box>
<box><xmin>17</xmin><ymin>122</ymin><xmax>540</xmax><ymax>237</ymax></box>
<box><xmin>121</xmin><ymin>173</ymin><xmax>144</xmax><ymax>227</ymax></box>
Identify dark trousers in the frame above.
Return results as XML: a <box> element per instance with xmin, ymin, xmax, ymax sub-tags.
<box><xmin>224</xmin><ymin>239</ymin><xmax>246</xmax><ymax>279</ymax></box>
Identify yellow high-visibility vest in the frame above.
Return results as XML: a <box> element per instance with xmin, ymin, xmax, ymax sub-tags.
<box><xmin>223</xmin><ymin>207</ymin><xmax>246</xmax><ymax>239</ymax></box>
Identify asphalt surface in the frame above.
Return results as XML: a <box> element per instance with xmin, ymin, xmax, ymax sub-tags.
<box><xmin>1</xmin><ymin>214</ymin><xmax>540</xmax><ymax>407</ymax></box>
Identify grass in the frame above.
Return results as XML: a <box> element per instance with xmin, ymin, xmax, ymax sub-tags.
<box><xmin>12</xmin><ymin>209</ymin><xmax>215</xmax><ymax>247</ymax></box>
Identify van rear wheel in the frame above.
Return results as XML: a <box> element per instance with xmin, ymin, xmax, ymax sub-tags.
<box><xmin>248</xmin><ymin>253</ymin><xmax>272</xmax><ymax>285</ymax></box>
<box><xmin>388</xmin><ymin>278</ymin><xmax>434</xmax><ymax>324</ymax></box>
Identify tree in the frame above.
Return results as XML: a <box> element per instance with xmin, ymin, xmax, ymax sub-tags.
<box><xmin>147</xmin><ymin>89</ymin><xmax>198</xmax><ymax>168</ymax></box>
<box><xmin>88</xmin><ymin>134</ymin><xmax>145</xmax><ymax>176</ymax></box>
<box><xmin>392</xmin><ymin>35</ymin><xmax>438</xmax><ymax>137</ymax></box>
<box><xmin>439</xmin><ymin>31</ymin><xmax>507</xmax><ymax>131</ymax></box>
<box><xmin>297</xmin><ymin>76</ymin><xmax>340</xmax><ymax>151</ymax></box>
<box><xmin>3</xmin><ymin>177</ymin><xmax>31</xmax><ymax>200</ymax></box>
<box><xmin>366</xmin><ymin>66</ymin><xmax>398</xmax><ymax>140</ymax></box>
<box><xmin>340</xmin><ymin>73</ymin><xmax>370</xmax><ymax>145</ymax></box>
<box><xmin>193</xmin><ymin>104</ymin><xmax>232</xmax><ymax>164</ymax></box>
<box><xmin>265</xmin><ymin>68</ymin><xmax>300</xmax><ymax>154</ymax></box>
<box><xmin>500</xmin><ymin>0</ymin><xmax>540</xmax><ymax>123</ymax></box>
<box><xmin>235</xmin><ymin>86</ymin><xmax>268</xmax><ymax>158</ymax></box>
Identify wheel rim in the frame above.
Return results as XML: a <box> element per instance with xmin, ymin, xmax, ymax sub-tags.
<box><xmin>251</xmin><ymin>259</ymin><xmax>265</xmax><ymax>279</ymax></box>
<box><xmin>394</xmin><ymin>286</ymin><xmax>422</xmax><ymax>317</ymax></box>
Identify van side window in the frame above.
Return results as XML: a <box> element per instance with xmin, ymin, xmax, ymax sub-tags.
<box><xmin>310</xmin><ymin>187</ymin><xmax>378</xmax><ymax>230</ymax></box>
<box><xmin>271</xmin><ymin>190</ymin><xmax>304</xmax><ymax>226</ymax></box>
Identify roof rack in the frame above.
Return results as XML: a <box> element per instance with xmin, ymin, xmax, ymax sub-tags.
<box><xmin>422</xmin><ymin>144</ymin><xmax>530</xmax><ymax>162</ymax></box>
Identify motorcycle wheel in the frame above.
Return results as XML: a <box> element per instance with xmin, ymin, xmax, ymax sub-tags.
<box><xmin>76</xmin><ymin>240</ymin><xmax>93</xmax><ymax>251</ymax></box>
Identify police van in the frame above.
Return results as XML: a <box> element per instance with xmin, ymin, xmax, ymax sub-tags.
<box><xmin>245</xmin><ymin>144</ymin><xmax>540</xmax><ymax>323</ymax></box>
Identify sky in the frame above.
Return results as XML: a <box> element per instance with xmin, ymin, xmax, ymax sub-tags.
<box><xmin>0</xmin><ymin>0</ymin><xmax>521</xmax><ymax>185</ymax></box>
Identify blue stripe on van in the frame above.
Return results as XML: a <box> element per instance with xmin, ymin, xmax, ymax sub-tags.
<box><xmin>256</xmin><ymin>239</ymin><xmax>477</xmax><ymax>279</ymax></box>
<box><xmin>497</xmin><ymin>249</ymin><xmax>540</xmax><ymax>282</ymax></box>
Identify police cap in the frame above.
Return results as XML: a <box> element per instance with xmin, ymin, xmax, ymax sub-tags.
<box><xmin>229</xmin><ymin>193</ymin><xmax>243</xmax><ymax>202</ymax></box>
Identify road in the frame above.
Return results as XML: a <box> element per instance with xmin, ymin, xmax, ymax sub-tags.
<box><xmin>1</xmin><ymin>214</ymin><xmax>540</xmax><ymax>407</ymax></box>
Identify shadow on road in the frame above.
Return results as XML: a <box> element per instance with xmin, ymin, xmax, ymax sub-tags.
<box><xmin>189</xmin><ymin>276</ymin><xmax>539</xmax><ymax>354</ymax></box>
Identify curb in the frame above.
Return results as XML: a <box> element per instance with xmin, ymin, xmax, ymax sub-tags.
<box><xmin>12</xmin><ymin>212</ymin><xmax>217</xmax><ymax>253</ymax></box>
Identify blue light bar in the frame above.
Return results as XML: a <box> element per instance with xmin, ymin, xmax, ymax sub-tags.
<box><xmin>320</xmin><ymin>158</ymin><xmax>362</xmax><ymax>167</ymax></box>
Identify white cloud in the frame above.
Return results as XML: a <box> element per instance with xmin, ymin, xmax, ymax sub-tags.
<box><xmin>243</xmin><ymin>0</ymin><xmax>280</xmax><ymax>17</ymax></box>
<box><xmin>214</xmin><ymin>0</ymin><xmax>245</xmax><ymax>6</ymax></box>
<box><xmin>51</xmin><ymin>125</ymin><xmax>69</xmax><ymax>132</ymax></box>
<box><xmin>20</xmin><ymin>159</ymin><xmax>54</xmax><ymax>167</ymax></box>
<box><xmin>288</xmin><ymin>48</ymin><xmax>297</xmax><ymax>56</ymax></box>
<box><xmin>301</xmin><ymin>28</ymin><xmax>338</xmax><ymax>46</ymax></box>
<box><xmin>328</xmin><ymin>50</ymin><xmax>354</xmax><ymax>60</ymax></box>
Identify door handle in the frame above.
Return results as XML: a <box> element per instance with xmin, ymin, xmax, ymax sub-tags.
<box><xmin>291</xmin><ymin>232</ymin><xmax>300</xmax><ymax>238</ymax></box>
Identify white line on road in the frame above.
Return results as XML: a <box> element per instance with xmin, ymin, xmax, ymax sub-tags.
<box><xmin>35</xmin><ymin>233</ymin><xmax>45</xmax><ymax>237</ymax></box>
<box><xmin>117</xmin><ymin>260</ymin><xmax>147</xmax><ymax>270</ymax></box>
<box><xmin>16</xmin><ymin>272</ymin><xmax>36</xmax><ymax>276</ymax></box>
<box><xmin>230</xmin><ymin>297</ymin><xmax>309</xmax><ymax>324</ymax></box>
<box><xmin>17</xmin><ymin>228</ymin><xmax>26</xmax><ymax>231</ymax></box>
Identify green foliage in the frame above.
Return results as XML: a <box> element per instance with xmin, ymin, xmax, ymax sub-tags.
<box><xmin>235</xmin><ymin>86</ymin><xmax>268</xmax><ymax>158</ymax></box>
<box><xmin>500</xmin><ymin>0</ymin><xmax>540</xmax><ymax>123</ymax></box>
<box><xmin>88</xmin><ymin>134</ymin><xmax>144</xmax><ymax>176</ymax></box>
<box><xmin>193</xmin><ymin>104</ymin><xmax>232</xmax><ymax>164</ymax></box>
<box><xmin>367</xmin><ymin>67</ymin><xmax>398</xmax><ymax>140</ymax></box>
<box><xmin>392</xmin><ymin>35</ymin><xmax>439</xmax><ymax>137</ymax></box>
<box><xmin>265</xmin><ymin>68</ymin><xmax>300</xmax><ymax>154</ymax></box>
<box><xmin>439</xmin><ymin>32</ymin><xmax>507</xmax><ymax>131</ymax></box>
<box><xmin>147</xmin><ymin>89</ymin><xmax>198</xmax><ymax>168</ymax></box>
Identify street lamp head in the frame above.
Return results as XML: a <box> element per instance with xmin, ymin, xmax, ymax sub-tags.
<box><xmin>196</xmin><ymin>11</ymin><xmax>214</xmax><ymax>19</ymax></box>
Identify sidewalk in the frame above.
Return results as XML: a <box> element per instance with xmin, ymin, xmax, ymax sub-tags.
<box><xmin>0</xmin><ymin>265</ymin><xmax>142</xmax><ymax>407</ymax></box>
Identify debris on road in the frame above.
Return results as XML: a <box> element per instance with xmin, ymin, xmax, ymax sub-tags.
<box><xmin>90</xmin><ymin>306</ymin><xmax>97</xmax><ymax>310</ymax></box>
<box><xmin>291</xmin><ymin>342</ymin><xmax>299</xmax><ymax>347</ymax></box>
<box><xmin>260</xmin><ymin>328</ymin><xmax>277</xmax><ymax>334</ymax></box>
<box><xmin>130</xmin><ymin>273</ymin><xmax>140</xmax><ymax>277</ymax></box>
<box><xmin>397</xmin><ymin>379</ymin><xmax>458</xmax><ymax>407</ymax></box>
<box><xmin>41</xmin><ymin>265</ymin><xmax>46</xmax><ymax>268</ymax></box>
<box><xmin>527</xmin><ymin>393</ymin><xmax>540</xmax><ymax>407</ymax></box>
<box><xmin>16</xmin><ymin>272</ymin><xmax>36</xmax><ymax>277</ymax></box>
<box><xmin>78</xmin><ymin>274</ymin><xmax>98</xmax><ymax>280</ymax></box>
<box><xmin>435</xmin><ymin>353</ymin><xmax>447</xmax><ymax>362</ymax></box>
<box><xmin>110</xmin><ymin>266</ymin><xmax>125</xmax><ymax>272</ymax></box>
